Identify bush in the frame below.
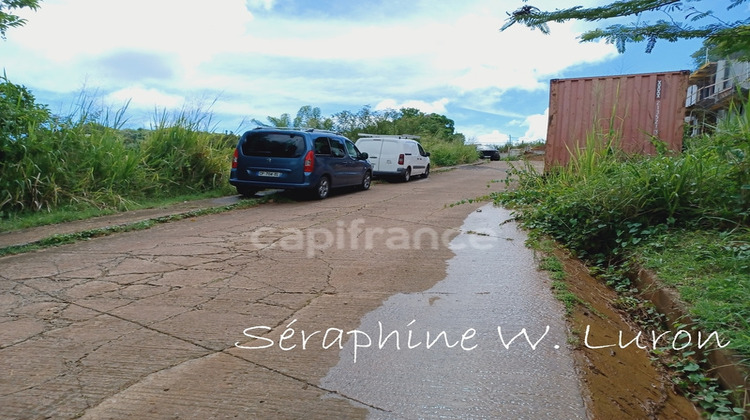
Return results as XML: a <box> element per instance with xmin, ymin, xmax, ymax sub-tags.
<box><xmin>141</xmin><ymin>109</ymin><xmax>234</xmax><ymax>195</ymax></box>
<box><xmin>0</xmin><ymin>88</ymin><xmax>236</xmax><ymax>217</ymax></box>
<box><xmin>496</xmin><ymin>116</ymin><xmax>749</xmax><ymax>262</ymax></box>
<box><xmin>421</xmin><ymin>138</ymin><xmax>479</xmax><ymax>166</ymax></box>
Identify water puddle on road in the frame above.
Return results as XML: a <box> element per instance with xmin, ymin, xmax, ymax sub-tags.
<box><xmin>321</xmin><ymin>203</ymin><xmax>588</xmax><ymax>418</ymax></box>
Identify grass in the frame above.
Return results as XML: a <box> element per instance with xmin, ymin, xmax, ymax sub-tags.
<box><xmin>420</xmin><ymin>138</ymin><xmax>481</xmax><ymax>166</ymax></box>
<box><xmin>636</xmin><ymin>229</ymin><xmax>750</xmax><ymax>361</ymax></box>
<box><xmin>1</xmin><ymin>78</ymin><xmax>238</xmax><ymax>219</ymax></box>
<box><xmin>536</xmin><ymin>251</ymin><xmax>594</xmax><ymax>317</ymax></box>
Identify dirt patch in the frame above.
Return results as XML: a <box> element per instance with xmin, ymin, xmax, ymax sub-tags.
<box><xmin>549</xmin><ymin>248</ymin><xmax>702</xmax><ymax>419</ymax></box>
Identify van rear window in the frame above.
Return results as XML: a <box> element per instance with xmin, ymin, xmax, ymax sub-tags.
<box><xmin>241</xmin><ymin>132</ymin><xmax>305</xmax><ymax>158</ymax></box>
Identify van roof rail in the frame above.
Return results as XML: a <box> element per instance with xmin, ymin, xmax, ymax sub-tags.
<box><xmin>252</xmin><ymin>126</ymin><xmax>341</xmax><ymax>135</ymax></box>
<box><xmin>357</xmin><ymin>133</ymin><xmax>421</xmax><ymax>140</ymax></box>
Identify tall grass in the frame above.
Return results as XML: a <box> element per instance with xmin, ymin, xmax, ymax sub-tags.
<box><xmin>141</xmin><ymin>109</ymin><xmax>234</xmax><ymax>195</ymax></box>
<box><xmin>497</xmin><ymin>104</ymin><xmax>748</xmax><ymax>261</ymax></box>
<box><xmin>419</xmin><ymin>136</ymin><xmax>480</xmax><ymax>166</ymax></box>
<box><xmin>0</xmin><ymin>92</ymin><xmax>236</xmax><ymax>218</ymax></box>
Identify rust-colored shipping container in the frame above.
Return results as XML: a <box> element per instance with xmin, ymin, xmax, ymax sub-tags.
<box><xmin>545</xmin><ymin>71</ymin><xmax>690</xmax><ymax>168</ymax></box>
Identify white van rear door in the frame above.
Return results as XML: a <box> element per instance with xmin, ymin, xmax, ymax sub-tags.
<box><xmin>355</xmin><ymin>139</ymin><xmax>383</xmax><ymax>171</ymax></box>
<box><xmin>378</xmin><ymin>139</ymin><xmax>402</xmax><ymax>173</ymax></box>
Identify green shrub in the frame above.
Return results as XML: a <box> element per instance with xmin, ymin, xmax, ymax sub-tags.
<box><xmin>140</xmin><ymin>109</ymin><xmax>234</xmax><ymax>195</ymax></box>
<box><xmin>495</xmin><ymin>112</ymin><xmax>749</xmax><ymax>262</ymax></box>
<box><xmin>0</xmin><ymin>88</ymin><xmax>236</xmax><ymax>217</ymax></box>
<box><xmin>421</xmin><ymin>138</ymin><xmax>479</xmax><ymax>166</ymax></box>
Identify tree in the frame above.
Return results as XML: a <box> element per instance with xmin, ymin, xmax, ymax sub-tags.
<box><xmin>253</xmin><ymin>106</ymin><xmax>334</xmax><ymax>130</ymax></box>
<box><xmin>501</xmin><ymin>1</ymin><xmax>750</xmax><ymax>59</ymax></box>
<box><xmin>393</xmin><ymin>108</ymin><xmax>459</xmax><ymax>141</ymax></box>
<box><xmin>690</xmin><ymin>38</ymin><xmax>725</xmax><ymax>68</ymax></box>
<box><xmin>0</xmin><ymin>0</ymin><xmax>40</xmax><ymax>39</ymax></box>
<box><xmin>332</xmin><ymin>106</ymin><xmax>401</xmax><ymax>138</ymax></box>
<box><xmin>292</xmin><ymin>105</ymin><xmax>334</xmax><ymax>130</ymax></box>
<box><xmin>0</xmin><ymin>74</ymin><xmax>50</xmax><ymax>144</ymax></box>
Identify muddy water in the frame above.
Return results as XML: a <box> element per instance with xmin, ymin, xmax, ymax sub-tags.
<box><xmin>557</xmin><ymin>250</ymin><xmax>702</xmax><ymax>419</ymax></box>
<box><xmin>321</xmin><ymin>204</ymin><xmax>587</xmax><ymax>418</ymax></box>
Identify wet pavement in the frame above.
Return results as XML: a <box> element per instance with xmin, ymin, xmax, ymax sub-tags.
<box><xmin>322</xmin><ymin>204</ymin><xmax>586</xmax><ymax>418</ymax></box>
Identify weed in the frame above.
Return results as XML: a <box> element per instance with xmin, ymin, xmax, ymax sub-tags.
<box><xmin>668</xmin><ymin>351</ymin><xmax>747</xmax><ymax>419</ymax></box>
<box><xmin>539</xmin><ymin>255</ymin><xmax>564</xmax><ymax>275</ymax></box>
<box><xmin>551</xmin><ymin>280</ymin><xmax>580</xmax><ymax>315</ymax></box>
<box><xmin>445</xmin><ymin>194</ymin><xmax>492</xmax><ymax>208</ymax></box>
<box><xmin>419</xmin><ymin>138</ymin><xmax>480</xmax><ymax>166</ymax></box>
<box><xmin>636</xmin><ymin>229</ymin><xmax>750</xmax><ymax>363</ymax></box>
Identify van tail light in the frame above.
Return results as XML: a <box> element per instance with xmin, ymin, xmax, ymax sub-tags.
<box><xmin>232</xmin><ymin>148</ymin><xmax>239</xmax><ymax>169</ymax></box>
<box><xmin>303</xmin><ymin>150</ymin><xmax>315</xmax><ymax>173</ymax></box>
<box><xmin>398</xmin><ymin>154</ymin><xmax>404</xmax><ymax>165</ymax></box>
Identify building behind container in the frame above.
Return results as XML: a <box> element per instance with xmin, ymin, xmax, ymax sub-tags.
<box><xmin>545</xmin><ymin>71</ymin><xmax>690</xmax><ymax>168</ymax></box>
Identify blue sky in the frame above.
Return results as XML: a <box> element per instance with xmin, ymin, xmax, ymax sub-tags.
<box><xmin>1</xmin><ymin>0</ymin><xmax>731</xmax><ymax>144</ymax></box>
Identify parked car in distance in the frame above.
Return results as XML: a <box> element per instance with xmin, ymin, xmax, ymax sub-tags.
<box><xmin>355</xmin><ymin>134</ymin><xmax>430</xmax><ymax>182</ymax></box>
<box><xmin>477</xmin><ymin>145</ymin><xmax>501</xmax><ymax>161</ymax></box>
<box><xmin>229</xmin><ymin>127</ymin><xmax>372</xmax><ymax>199</ymax></box>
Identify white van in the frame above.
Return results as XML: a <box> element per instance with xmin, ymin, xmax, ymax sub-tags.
<box><xmin>355</xmin><ymin>134</ymin><xmax>431</xmax><ymax>181</ymax></box>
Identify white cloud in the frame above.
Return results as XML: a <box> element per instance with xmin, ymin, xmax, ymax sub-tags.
<box><xmin>519</xmin><ymin>109</ymin><xmax>550</xmax><ymax>142</ymax></box>
<box><xmin>374</xmin><ymin>98</ymin><xmax>450</xmax><ymax>114</ymax></box>
<box><xmin>107</xmin><ymin>87</ymin><xmax>184</xmax><ymax>110</ymax></box>
<box><xmin>18</xmin><ymin>0</ymin><xmax>252</xmax><ymax>57</ymax></box>
<box><xmin>475</xmin><ymin>130</ymin><xmax>512</xmax><ymax>145</ymax></box>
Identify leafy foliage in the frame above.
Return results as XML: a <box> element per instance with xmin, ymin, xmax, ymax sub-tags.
<box><xmin>0</xmin><ymin>74</ymin><xmax>50</xmax><ymax>144</ymax></box>
<box><xmin>496</xmin><ymin>106</ymin><xmax>749</xmax><ymax>262</ymax></box>
<box><xmin>0</xmin><ymin>0</ymin><xmax>39</xmax><ymax>39</ymax></box>
<box><xmin>0</xmin><ymin>79</ymin><xmax>235</xmax><ymax>216</ymax></box>
<box><xmin>501</xmin><ymin>0</ymin><xmax>750</xmax><ymax>58</ymax></box>
<box><xmin>253</xmin><ymin>105</ymin><xmax>334</xmax><ymax>130</ymax></box>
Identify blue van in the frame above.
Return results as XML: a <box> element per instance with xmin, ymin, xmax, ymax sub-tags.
<box><xmin>230</xmin><ymin>128</ymin><xmax>372</xmax><ymax>199</ymax></box>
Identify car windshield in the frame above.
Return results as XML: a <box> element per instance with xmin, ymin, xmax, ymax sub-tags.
<box><xmin>242</xmin><ymin>132</ymin><xmax>305</xmax><ymax>158</ymax></box>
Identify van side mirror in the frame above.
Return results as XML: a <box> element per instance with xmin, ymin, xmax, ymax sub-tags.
<box><xmin>425</xmin><ymin>152</ymin><xmax>431</xmax><ymax>157</ymax></box>
<box><xmin>359</xmin><ymin>152</ymin><xmax>369</xmax><ymax>160</ymax></box>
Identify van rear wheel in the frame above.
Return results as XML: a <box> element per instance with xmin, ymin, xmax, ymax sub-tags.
<box><xmin>312</xmin><ymin>176</ymin><xmax>330</xmax><ymax>199</ymax></box>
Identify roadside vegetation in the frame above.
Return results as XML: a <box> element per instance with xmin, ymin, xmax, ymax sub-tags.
<box><xmin>0</xmin><ymin>77</ymin><xmax>479</xmax><ymax>232</ymax></box>
<box><xmin>494</xmin><ymin>97</ymin><xmax>749</xmax><ymax>417</ymax></box>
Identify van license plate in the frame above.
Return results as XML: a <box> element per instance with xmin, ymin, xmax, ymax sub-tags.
<box><xmin>258</xmin><ymin>171</ymin><xmax>282</xmax><ymax>177</ymax></box>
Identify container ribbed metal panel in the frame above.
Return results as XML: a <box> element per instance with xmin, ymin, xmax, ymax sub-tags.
<box><xmin>545</xmin><ymin>71</ymin><xmax>690</xmax><ymax>168</ymax></box>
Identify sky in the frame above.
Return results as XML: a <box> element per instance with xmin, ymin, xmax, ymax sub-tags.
<box><xmin>0</xmin><ymin>0</ymin><xmax>730</xmax><ymax>144</ymax></box>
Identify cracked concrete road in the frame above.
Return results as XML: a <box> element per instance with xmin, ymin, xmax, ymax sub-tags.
<box><xmin>0</xmin><ymin>160</ymin><xmax>582</xmax><ymax>419</ymax></box>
